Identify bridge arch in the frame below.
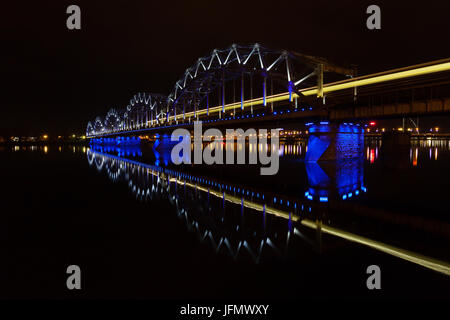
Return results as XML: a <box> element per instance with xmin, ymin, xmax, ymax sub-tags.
<box><xmin>94</xmin><ymin>116</ymin><xmax>104</xmax><ymax>134</ymax></box>
<box><xmin>124</xmin><ymin>92</ymin><xmax>168</xmax><ymax>130</ymax></box>
<box><xmin>104</xmin><ymin>108</ymin><xmax>123</xmax><ymax>133</ymax></box>
<box><xmin>86</xmin><ymin>43</ymin><xmax>355</xmax><ymax>137</ymax></box>
<box><xmin>86</xmin><ymin>121</ymin><xmax>94</xmax><ymax>137</ymax></box>
<box><xmin>167</xmin><ymin>43</ymin><xmax>354</xmax><ymax>119</ymax></box>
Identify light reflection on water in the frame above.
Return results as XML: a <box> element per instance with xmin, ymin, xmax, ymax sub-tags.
<box><xmin>85</xmin><ymin>138</ymin><xmax>450</xmax><ymax>273</ymax></box>
<box><xmin>11</xmin><ymin>145</ymin><xmax>88</xmax><ymax>153</ymax></box>
<box><xmin>2</xmin><ymin>137</ymin><xmax>449</xmax><ymax>299</ymax></box>
<box><xmin>9</xmin><ymin>140</ymin><xmax>449</xmax><ymax>268</ymax></box>
<box><xmin>364</xmin><ymin>138</ymin><xmax>450</xmax><ymax>164</ymax></box>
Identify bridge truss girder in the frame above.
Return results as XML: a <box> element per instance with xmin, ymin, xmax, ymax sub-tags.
<box><xmin>167</xmin><ymin>43</ymin><xmax>355</xmax><ymax>118</ymax></box>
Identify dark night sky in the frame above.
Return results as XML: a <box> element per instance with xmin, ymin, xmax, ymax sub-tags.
<box><xmin>1</xmin><ymin>0</ymin><xmax>450</xmax><ymax>136</ymax></box>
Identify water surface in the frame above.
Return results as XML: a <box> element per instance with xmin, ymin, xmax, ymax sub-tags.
<box><xmin>1</xmin><ymin>139</ymin><xmax>449</xmax><ymax>299</ymax></box>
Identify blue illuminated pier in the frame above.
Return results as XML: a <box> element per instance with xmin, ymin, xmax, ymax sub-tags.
<box><xmin>305</xmin><ymin>122</ymin><xmax>364</xmax><ymax>162</ymax></box>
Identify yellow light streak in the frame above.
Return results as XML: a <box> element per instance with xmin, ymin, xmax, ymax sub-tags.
<box><xmin>167</xmin><ymin>60</ymin><xmax>450</xmax><ymax>122</ymax></box>
<box><xmin>301</xmin><ymin>219</ymin><xmax>450</xmax><ymax>276</ymax></box>
<box><xmin>169</xmin><ymin>178</ymin><xmax>297</xmax><ymax>221</ymax></box>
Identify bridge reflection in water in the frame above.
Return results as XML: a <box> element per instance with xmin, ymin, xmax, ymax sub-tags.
<box><xmin>87</xmin><ymin>143</ymin><xmax>450</xmax><ymax>275</ymax></box>
<box><xmin>305</xmin><ymin>160</ymin><xmax>365</xmax><ymax>202</ymax></box>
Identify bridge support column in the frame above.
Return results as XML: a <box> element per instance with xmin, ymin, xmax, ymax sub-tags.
<box><xmin>305</xmin><ymin>122</ymin><xmax>364</xmax><ymax>162</ymax></box>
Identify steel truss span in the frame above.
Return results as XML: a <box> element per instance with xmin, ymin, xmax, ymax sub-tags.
<box><xmin>86</xmin><ymin>43</ymin><xmax>354</xmax><ymax>137</ymax></box>
<box><xmin>87</xmin><ymin>93</ymin><xmax>168</xmax><ymax>136</ymax></box>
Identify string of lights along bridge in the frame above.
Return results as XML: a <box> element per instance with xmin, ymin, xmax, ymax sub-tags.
<box><xmin>86</xmin><ymin>44</ymin><xmax>450</xmax><ymax>139</ymax></box>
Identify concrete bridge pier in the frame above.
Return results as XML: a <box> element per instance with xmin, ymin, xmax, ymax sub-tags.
<box><xmin>305</xmin><ymin>122</ymin><xmax>364</xmax><ymax>162</ymax></box>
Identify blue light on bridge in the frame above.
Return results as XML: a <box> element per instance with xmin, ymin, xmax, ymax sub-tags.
<box><xmin>90</xmin><ymin>136</ymin><xmax>141</xmax><ymax>147</ymax></box>
<box><xmin>288</xmin><ymin>81</ymin><xmax>294</xmax><ymax>102</ymax></box>
<box><xmin>305</xmin><ymin>159</ymin><xmax>364</xmax><ymax>202</ymax></box>
<box><xmin>305</xmin><ymin>122</ymin><xmax>364</xmax><ymax>162</ymax></box>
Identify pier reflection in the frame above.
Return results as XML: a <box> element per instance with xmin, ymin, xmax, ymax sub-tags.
<box><xmin>86</xmin><ymin>143</ymin><xmax>450</xmax><ymax>274</ymax></box>
<box><xmin>305</xmin><ymin>160</ymin><xmax>365</xmax><ymax>202</ymax></box>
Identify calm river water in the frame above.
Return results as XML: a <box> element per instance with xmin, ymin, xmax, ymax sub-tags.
<box><xmin>1</xmin><ymin>138</ymin><xmax>449</xmax><ymax>299</ymax></box>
